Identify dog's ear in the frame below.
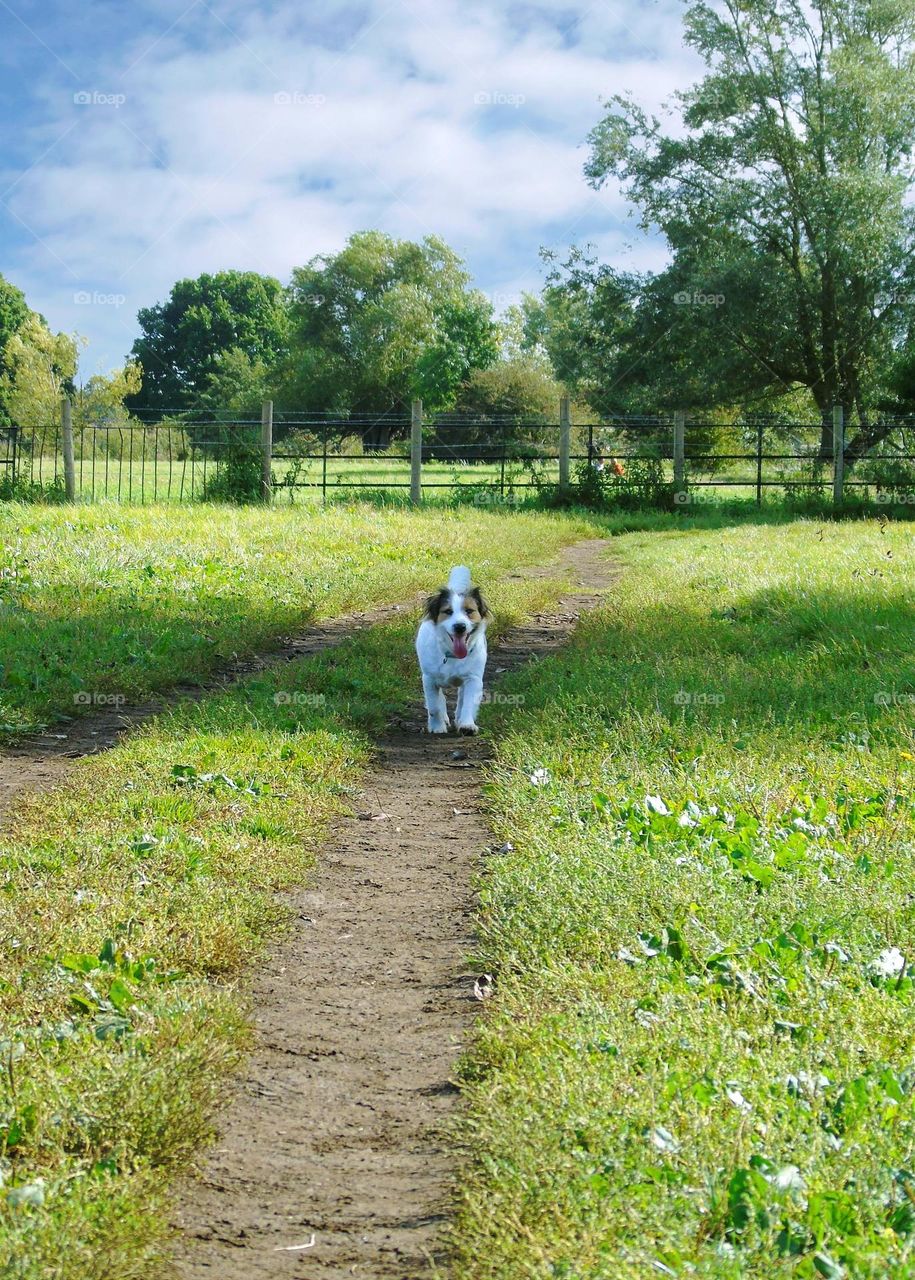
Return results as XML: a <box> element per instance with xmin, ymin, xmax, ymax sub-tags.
<box><xmin>469</xmin><ymin>586</ymin><xmax>490</xmax><ymax>618</ymax></box>
<box><xmin>424</xmin><ymin>587</ymin><xmax>449</xmax><ymax>621</ymax></box>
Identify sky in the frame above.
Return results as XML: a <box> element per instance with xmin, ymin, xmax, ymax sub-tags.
<box><xmin>0</xmin><ymin>0</ymin><xmax>702</xmax><ymax>376</ymax></box>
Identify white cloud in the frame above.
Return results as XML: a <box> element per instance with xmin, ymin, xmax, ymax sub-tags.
<box><xmin>1</xmin><ymin>0</ymin><xmax>702</xmax><ymax>375</ymax></box>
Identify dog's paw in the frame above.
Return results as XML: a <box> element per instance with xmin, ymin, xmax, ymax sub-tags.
<box><xmin>457</xmin><ymin>723</ymin><xmax>479</xmax><ymax>736</ymax></box>
<box><xmin>428</xmin><ymin>721</ymin><xmax>451</xmax><ymax>734</ymax></box>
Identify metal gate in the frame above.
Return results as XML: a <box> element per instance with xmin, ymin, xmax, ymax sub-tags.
<box><xmin>0</xmin><ymin>426</ymin><xmax>17</xmax><ymax>490</ymax></box>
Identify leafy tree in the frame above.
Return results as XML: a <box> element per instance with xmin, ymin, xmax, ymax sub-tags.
<box><xmin>0</xmin><ymin>315</ymin><xmax>79</xmax><ymax>427</ymax></box>
<box><xmin>522</xmin><ymin>251</ymin><xmax>640</xmax><ymax>409</ymax></box>
<box><xmin>199</xmin><ymin>348</ymin><xmax>274</xmax><ymax>420</ymax></box>
<box><xmin>127</xmin><ymin>271</ymin><xmax>288</xmax><ymax>413</ymax></box>
<box><xmin>585</xmin><ymin>0</ymin><xmax>915</xmax><ymax>461</ymax></box>
<box><xmin>282</xmin><ymin>232</ymin><xmax>497</xmax><ymax>439</ymax></box>
<box><xmin>0</xmin><ymin>276</ymin><xmax>33</xmax><ymax>426</ymax></box>
<box><xmin>74</xmin><ymin>360</ymin><xmax>143</xmax><ymax>428</ymax></box>
<box><xmin>455</xmin><ymin>356</ymin><xmax>561</xmax><ymax>422</ymax></box>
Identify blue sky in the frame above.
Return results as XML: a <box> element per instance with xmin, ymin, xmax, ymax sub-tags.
<box><xmin>0</xmin><ymin>0</ymin><xmax>701</xmax><ymax>376</ymax></box>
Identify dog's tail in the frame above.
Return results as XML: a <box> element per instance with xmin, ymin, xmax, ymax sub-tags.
<box><xmin>447</xmin><ymin>565</ymin><xmax>472</xmax><ymax>593</ymax></box>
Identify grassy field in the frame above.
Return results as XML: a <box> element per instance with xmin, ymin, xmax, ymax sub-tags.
<box><xmin>454</xmin><ymin>517</ymin><xmax>915</xmax><ymax>1279</ymax></box>
<box><xmin>0</xmin><ymin>501</ymin><xmax>592</xmax><ymax>737</ymax></box>
<box><xmin>17</xmin><ymin>451</ymin><xmax>563</xmax><ymax>503</ymax></box>
<box><xmin>7</xmin><ymin>501</ymin><xmax>915</xmax><ymax>1279</ymax></box>
<box><xmin>0</xmin><ymin>545</ymin><xmax>574</xmax><ymax>1279</ymax></box>
<box><xmin>16</xmin><ymin>443</ymin><xmax>853</xmax><ymax>506</ymax></box>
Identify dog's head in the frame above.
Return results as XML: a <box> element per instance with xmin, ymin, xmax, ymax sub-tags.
<box><xmin>424</xmin><ymin>581</ymin><xmax>489</xmax><ymax>659</ymax></box>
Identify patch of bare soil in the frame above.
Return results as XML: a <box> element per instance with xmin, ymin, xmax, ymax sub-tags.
<box><xmin>0</xmin><ymin>598</ymin><xmax>419</xmax><ymax>824</ymax></box>
<box><xmin>171</xmin><ymin>539</ymin><xmax>616</xmax><ymax>1279</ymax></box>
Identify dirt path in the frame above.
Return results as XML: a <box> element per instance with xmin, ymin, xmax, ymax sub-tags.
<box><xmin>0</xmin><ymin>597</ymin><xmax>419</xmax><ymax>823</ymax></box>
<box><xmin>172</xmin><ymin>539</ymin><xmax>617</xmax><ymax>1279</ymax></box>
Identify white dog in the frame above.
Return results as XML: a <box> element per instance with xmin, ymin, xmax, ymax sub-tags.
<box><xmin>415</xmin><ymin>566</ymin><xmax>489</xmax><ymax>734</ymax></box>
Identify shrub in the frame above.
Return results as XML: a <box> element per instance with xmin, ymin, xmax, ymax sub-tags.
<box><xmin>201</xmin><ymin>430</ymin><xmax>263</xmax><ymax>504</ymax></box>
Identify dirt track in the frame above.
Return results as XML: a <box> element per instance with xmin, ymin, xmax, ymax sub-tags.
<box><xmin>171</xmin><ymin>539</ymin><xmax>616</xmax><ymax>1279</ymax></box>
<box><xmin>0</xmin><ymin>597</ymin><xmax>420</xmax><ymax>824</ymax></box>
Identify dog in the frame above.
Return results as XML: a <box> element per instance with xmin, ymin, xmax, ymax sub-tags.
<box><xmin>416</xmin><ymin>566</ymin><xmax>489</xmax><ymax>734</ymax></box>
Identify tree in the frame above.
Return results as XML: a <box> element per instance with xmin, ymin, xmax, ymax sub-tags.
<box><xmin>455</xmin><ymin>357</ymin><xmax>561</xmax><ymax>422</ymax></box>
<box><xmin>0</xmin><ymin>314</ymin><xmax>79</xmax><ymax>428</ymax></box>
<box><xmin>282</xmin><ymin>232</ymin><xmax>497</xmax><ymax>441</ymax></box>
<box><xmin>199</xmin><ymin>348</ymin><xmax>274</xmax><ymax>419</ymax></box>
<box><xmin>585</xmin><ymin>0</ymin><xmax>915</xmax><ymax>460</ymax></box>
<box><xmin>522</xmin><ymin>251</ymin><xmax>641</xmax><ymax>410</ymax></box>
<box><xmin>74</xmin><ymin>360</ymin><xmax>143</xmax><ymax>428</ymax></box>
<box><xmin>0</xmin><ymin>276</ymin><xmax>33</xmax><ymax>426</ymax></box>
<box><xmin>127</xmin><ymin>271</ymin><xmax>288</xmax><ymax>413</ymax></box>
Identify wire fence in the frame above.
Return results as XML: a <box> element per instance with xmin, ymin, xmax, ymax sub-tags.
<box><xmin>4</xmin><ymin>405</ymin><xmax>915</xmax><ymax>506</ymax></box>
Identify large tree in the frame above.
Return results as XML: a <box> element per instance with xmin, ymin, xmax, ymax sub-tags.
<box><xmin>282</xmin><ymin>232</ymin><xmax>497</xmax><ymax>437</ymax></box>
<box><xmin>585</xmin><ymin>0</ymin><xmax>915</xmax><ymax>459</ymax></box>
<box><xmin>127</xmin><ymin>271</ymin><xmax>288</xmax><ymax>414</ymax></box>
<box><xmin>0</xmin><ymin>276</ymin><xmax>31</xmax><ymax>427</ymax></box>
<box><xmin>0</xmin><ymin>314</ymin><xmax>79</xmax><ymax>429</ymax></box>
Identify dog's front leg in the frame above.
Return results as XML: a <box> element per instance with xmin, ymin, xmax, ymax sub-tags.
<box><xmin>423</xmin><ymin>674</ymin><xmax>450</xmax><ymax>733</ymax></box>
<box><xmin>456</xmin><ymin>675</ymin><xmax>484</xmax><ymax>735</ymax></box>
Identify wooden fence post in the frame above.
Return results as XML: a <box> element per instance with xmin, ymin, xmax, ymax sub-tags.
<box><xmin>261</xmin><ymin>400</ymin><xmax>273</xmax><ymax>503</ymax></box>
<box><xmin>673</xmin><ymin>410</ymin><xmax>686</xmax><ymax>494</ymax></box>
<box><xmin>559</xmin><ymin>396</ymin><xmax>571</xmax><ymax>489</ymax></box>
<box><xmin>61</xmin><ymin>397</ymin><xmax>76</xmax><ymax>501</ymax></box>
<box><xmin>410</xmin><ymin>400</ymin><xmax>423</xmax><ymax>505</ymax></box>
<box><xmin>832</xmin><ymin>404</ymin><xmax>845</xmax><ymax>506</ymax></box>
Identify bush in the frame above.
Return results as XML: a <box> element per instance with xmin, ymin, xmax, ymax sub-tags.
<box><xmin>0</xmin><ymin>473</ymin><xmax>66</xmax><ymax>503</ymax></box>
<box><xmin>540</xmin><ymin>454</ymin><xmax>676</xmax><ymax>511</ymax></box>
<box><xmin>201</xmin><ymin>430</ymin><xmax>263</xmax><ymax>504</ymax></box>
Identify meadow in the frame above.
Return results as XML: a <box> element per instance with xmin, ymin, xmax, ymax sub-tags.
<box><xmin>4</xmin><ymin>500</ymin><xmax>915</xmax><ymax>1280</ymax></box>
<box><xmin>0</xmin><ymin>528</ymin><xmax>576</xmax><ymax>1278</ymax></box>
<box><xmin>455</xmin><ymin>517</ymin><xmax>915</xmax><ymax>1279</ymax></box>
<box><xmin>0</xmin><ymin>501</ymin><xmax>590</xmax><ymax>736</ymax></box>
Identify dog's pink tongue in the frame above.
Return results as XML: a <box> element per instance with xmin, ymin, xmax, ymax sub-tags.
<box><xmin>452</xmin><ymin>635</ymin><xmax>468</xmax><ymax>659</ymax></box>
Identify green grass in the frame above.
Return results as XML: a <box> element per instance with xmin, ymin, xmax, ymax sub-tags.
<box><xmin>0</xmin><ymin>501</ymin><xmax>592</xmax><ymax>737</ymax></box>
<box><xmin>21</xmin><ymin>452</ymin><xmax>563</xmax><ymax>503</ymax></box>
<box><xmin>454</xmin><ymin>518</ymin><xmax>915</xmax><ymax>1280</ymax></box>
<box><xmin>0</xmin><ymin>554</ymin><xmax>574</xmax><ymax>1280</ymax></box>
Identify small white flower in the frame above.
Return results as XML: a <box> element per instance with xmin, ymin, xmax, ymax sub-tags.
<box><xmin>529</xmin><ymin>767</ymin><xmax>551</xmax><ymax>786</ymax></box>
<box><xmin>645</xmin><ymin>794</ymin><xmax>670</xmax><ymax>816</ymax></box>
<box><xmin>773</xmin><ymin>1164</ymin><xmax>805</xmax><ymax>1192</ymax></box>
<box><xmin>873</xmin><ymin>947</ymin><xmax>906</xmax><ymax>979</ymax></box>
<box><xmin>648</xmin><ymin>1125</ymin><xmax>680</xmax><ymax>1153</ymax></box>
<box><xmin>725</xmin><ymin>1086</ymin><xmax>752</xmax><ymax>1113</ymax></box>
<box><xmin>787</xmin><ymin>1070</ymin><xmax>830</xmax><ymax>1097</ymax></box>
